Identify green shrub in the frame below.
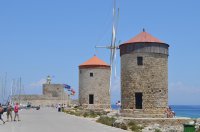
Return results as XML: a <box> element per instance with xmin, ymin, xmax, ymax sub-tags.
<box><xmin>114</xmin><ymin>122</ymin><xmax>128</xmax><ymax>130</ymax></box>
<box><xmin>96</xmin><ymin>116</ymin><xmax>117</xmax><ymax>126</ymax></box>
<box><xmin>155</xmin><ymin>129</ymin><xmax>162</xmax><ymax>132</ymax></box>
<box><xmin>74</xmin><ymin>106</ymin><xmax>79</xmax><ymax>109</ymax></box>
<box><xmin>83</xmin><ymin>112</ymin><xmax>89</xmax><ymax>117</ymax></box>
<box><xmin>128</xmin><ymin>121</ymin><xmax>143</xmax><ymax>132</ymax></box>
<box><xmin>74</xmin><ymin>111</ymin><xmax>82</xmax><ymax>116</ymax></box>
<box><xmin>64</xmin><ymin>109</ymin><xmax>103</xmax><ymax>118</ymax></box>
<box><xmin>128</xmin><ymin>121</ymin><xmax>136</xmax><ymax>126</ymax></box>
<box><xmin>88</xmin><ymin>110</ymin><xmax>98</xmax><ymax>117</ymax></box>
<box><xmin>113</xmin><ymin>121</ymin><xmax>128</xmax><ymax>130</ymax></box>
<box><xmin>82</xmin><ymin>111</ymin><xmax>99</xmax><ymax>118</ymax></box>
<box><xmin>64</xmin><ymin>109</ymin><xmax>77</xmax><ymax>115</ymax></box>
<box><xmin>68</xmin><ymin>111</ymin><xmax>75</xmax><ymax>115</ymax></box>
<box><xmin>120</xmin><ymin>123</ymin><xmax>128</xmax><ymax>130</ymax></box>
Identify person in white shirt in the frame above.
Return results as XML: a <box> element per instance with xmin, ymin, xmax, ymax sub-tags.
<box><xmin>116</xmin><ymin>101</ymin><xmax>121</xmax><ymax>115</ymax></box>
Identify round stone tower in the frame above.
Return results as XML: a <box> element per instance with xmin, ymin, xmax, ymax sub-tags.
<box><xmin>79</xmin><ymin>55</ymin><xmax>111</xmax><ymax>110</ymax></box>
<box><xmin>119</xmin><ymin>30</ymin><xmax>169</xmax><ymax>118</ymax></box>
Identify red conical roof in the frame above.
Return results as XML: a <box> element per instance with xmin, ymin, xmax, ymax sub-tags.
<box><xmin>124</xmin><ymin>30</ymin><xmax>163</xmax><ymax>44</ymax></box>
<box><xmin>79</xmin><ymin>55</ymin><xmax>110</xmax><ymax>68</ymax></box>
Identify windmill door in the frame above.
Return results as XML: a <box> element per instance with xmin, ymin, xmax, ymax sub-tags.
<box><xmin>135</xmin><ymin>93</ymin><xmax>143</xmax><ymax>109</ymax></box>
<box><xmin>89</xmin><ymin>94</ymin><xmax>94</xmax><ymax>104</ymax></box>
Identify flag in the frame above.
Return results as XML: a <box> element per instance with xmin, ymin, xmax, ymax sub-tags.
<box><xmin>70</xmin><ymin>89</ymin><xmax>75</xmax><ymax>95</ymax></box>
<box><xmin>63</xmin><ymin>84</ymin><xmax>71</xmax><ymax>89</ymax></box>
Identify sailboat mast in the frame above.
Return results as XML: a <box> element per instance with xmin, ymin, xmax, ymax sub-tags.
<box><xmin>4</xmin><ymin>72</ymin><xmax>7</xmax><ymax>103</ymax></box>
<box><xmin>19</xmin><ymin>77</ymin><xmax>22</xmax><ymax>105</ymax></box>
<box><xmin>10</xmin><ymin>79</ymin><xmax>14</xmax><ymax>104</ymax></box>
<box><xmin>2</xmin><ymin>75</ymin><xmax>5</xmax><ymax>103</ymax></box>
<box><xmin>0</xmin><ymin>77</ymin><xmax>2</xmax><ymax>103</ymax></box>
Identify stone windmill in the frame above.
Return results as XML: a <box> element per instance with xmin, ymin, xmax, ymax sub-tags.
<box><xmin>79</xmin><ymin>55</ymin><xmax>111</xmax><ymax>110</ymax></box>
<box><xmin>120</xmin><ymin>30</ymin><xmax>169</xmax><ymax>118</ymax></box>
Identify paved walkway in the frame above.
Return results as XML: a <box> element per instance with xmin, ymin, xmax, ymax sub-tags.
<box><xmin>0</xmin><ymin>108</ymin><xmax>126</xmax><ymax>132</ymax></box>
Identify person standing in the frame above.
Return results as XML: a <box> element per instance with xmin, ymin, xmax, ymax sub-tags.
<box><xmin>6</xmin><ymin>102</ymin><xmax>13</xmax><ymax>122</ymax></box>
<box><xmin>14</xmin><ymin>103</ymin><xmax>20</xmax><ymax>121</ymax></box>
<box><xmin>58</xmin><ymin>104</ymin><xmax>61</xmax><ymax>112</ymax></box>
<box><xmin>0</xmin><ymin>103</ymin><xmax>5</xmax><ymax>124</ymax></box>
<box><xmin>116</xmin><ymin>101</ymin><xmax>121</xmax><ymax>115</ymax></box>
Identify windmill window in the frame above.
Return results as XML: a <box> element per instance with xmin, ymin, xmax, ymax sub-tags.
<box><xmin>90</xmin><ymin>72</ymin><xmax>93</xmax><ymax>77</ymax></box>
<box><xmin>137</xmin><ymin>57</ymin><xmax>143</xmax><ymax>65</ymax></box>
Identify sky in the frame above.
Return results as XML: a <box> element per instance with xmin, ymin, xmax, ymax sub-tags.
<box><xmin>0</xmin><ymin>0</ymin><xmax>200</xmax><ymax>105</ymax></box>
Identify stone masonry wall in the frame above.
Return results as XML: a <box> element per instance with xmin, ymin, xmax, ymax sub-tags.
<box><xmin>12</xmin><ymin>84</ymin><xmax>68</xmax><ymax>106</ymax></box>
<box><xmin>12</xmin><ymin>95</ymin><xmax>68</xmax><ymax>107</ymax></box>
<box><xmin>121</xmin><ymin>51</ymin><xmax>168</xmax><ymax>117</ymax></box>
<box><xmin>79</xmin><ymin>67</ymin><xmax>110</xmax><ymax>110</ymax></box>
<box><xmin>43</xmin><ymin>84</ymin><xmax>64</xmax><ymax>99</ymax></box>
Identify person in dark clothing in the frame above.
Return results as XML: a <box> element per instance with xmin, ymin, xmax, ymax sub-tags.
<box><xmin>58</xmin><ymin>104</ymin><xmax>61</xmax><ymax>112</ymax></box>
<box><xmin>6</xmin><ymin>102</ymin><xmax>13</xmax><ymax>122</ymax></box>
<box><xmin>0</xmin><ymin>103</ymin><xmax>5</xmax><ymax>124</ymax></box>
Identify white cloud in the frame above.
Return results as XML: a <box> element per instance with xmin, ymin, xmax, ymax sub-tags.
<box><xmin>26</xmin><ymin>78</ymin><xmax>46</xmax><ymax>95</ymax></box>
<box><xmin>29</xmin><ymin>78</ymin><xmax>46</xmax><ymax>88</ymax></box>
<box><xmin>169</xmin><ymin>81</ymin><xmax>184</xmax><ymax>89</ymax></box>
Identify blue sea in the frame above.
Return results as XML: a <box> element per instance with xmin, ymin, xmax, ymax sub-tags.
<box><xmin>111</xmin><ymin>105</ymin><xmax>200</xmax><ymax>118</ymax></box>
<box><xmin>170</xmin><ymin>105</ymin><xmax>200</xmax><ymax>118</ymax></box>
